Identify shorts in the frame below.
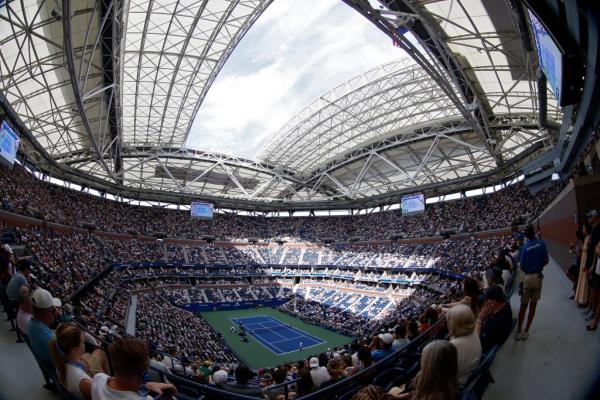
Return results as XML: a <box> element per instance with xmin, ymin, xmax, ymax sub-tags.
<box><xmin>521</xmin><ymin>274</ymin><xmax>543</xmax><ymax>304</ymax></box>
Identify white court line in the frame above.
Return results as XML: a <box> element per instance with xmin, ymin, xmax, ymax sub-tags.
<box><xmin>229</xmin><ymin>315</ymin><xmax>327</xmax><ymax>355</ymax></box>
<box><xmin>229</xmin><ymin>318</ymin><xmax>286</xmax><ymax>354</ymax></box>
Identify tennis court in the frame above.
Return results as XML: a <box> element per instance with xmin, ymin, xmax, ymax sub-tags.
<box><xmin>231</xmin><ymin>315</ymin><xmax>325</xmax><ymax>354</ymax></box>
<box><xmin>201</xmin><ymin>307</ymin><xmax>353</xmax><ymax>369</ymax></box>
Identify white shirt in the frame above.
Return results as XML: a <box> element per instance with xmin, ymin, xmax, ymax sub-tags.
<box><xmin>91</xmin><ymin>373</ymin><xmax>151</xmax><ymax>400</ymax></box>
<box><xmin>451</xmin><ymin>331</ymin><xmax>482</xmax><ymax>385</ymax></box>
<box><xmin>16</xmin><ymin>308</ymin><xmax>32</xmax><ymax>335</ymax></box>
<box><xmin>310</xmin><ymin>367</ymin><xmax>331</xmax><ymax>388</ymax></box>
<box><xmin>65</xmin><ymin>363</ymin><xmax>91</xmax><ymax>399</ymax></box>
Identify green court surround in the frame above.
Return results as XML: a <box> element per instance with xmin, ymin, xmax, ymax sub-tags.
<box><xmin>200</xmin><ymin>307</ymin><xmax>353</xmax><ymax>369</ymax></box>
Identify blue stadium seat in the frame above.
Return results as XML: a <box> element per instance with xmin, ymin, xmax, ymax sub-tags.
<box><xmin>461</xmin><ymin>345</ymin><xmax>500</xmax><ymax>398</ymax></box>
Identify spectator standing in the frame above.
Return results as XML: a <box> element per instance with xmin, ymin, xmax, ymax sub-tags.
<box><xmin>575</xmin><ymin>223</ymin><xmax>591</xmax><ymax>307</ymax></box>
<box><xmin>586</xmin><ymin>241</ymin><xmax>600</xmax><ymax>331</ymax></box>
<box><xmin>516</xmin><ymin>225</ymin><xmax>549</xmax><ymax>340</ymax></box>
<box><xmin>586</xmin><ymin>210</ymin><xmax>600</xmax><ymax>331</ymax></box>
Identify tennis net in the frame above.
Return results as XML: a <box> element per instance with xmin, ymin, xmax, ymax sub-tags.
<box><xmin>251</xmin><ymin>325</ymin><xmax>290</xmax><ymax>334</ymax></box>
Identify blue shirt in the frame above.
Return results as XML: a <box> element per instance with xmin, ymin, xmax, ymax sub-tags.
<box><xmin>28</xmin><ymin>318</ymin><xmax>54</xmax><ymax>367</ymax></box>
<box><xmin>519</xmin><ymin>239</ymin><xmax>548</xmax><ymax>274</ymax></box>
<box><xmin>371</xmin><ymin>347</ymin><xmax>394</xmax><ymax>361</ymax></box>
<box><xmin>6</xmin><ymin>272</ymin><xmax>27</xmax><ymax>301</ymax></box>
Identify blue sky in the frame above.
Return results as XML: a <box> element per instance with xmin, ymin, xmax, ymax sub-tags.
<box><xmin>186</xmin><ymin>0</ymin><xmax>404</xmax><ymax>158</ymax></box>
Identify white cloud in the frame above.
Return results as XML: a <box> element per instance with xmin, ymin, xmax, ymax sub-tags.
<box><xmin>186</xmin><ymin>0</ymin><xmax>405</xmax><ymax>158</ymax></box>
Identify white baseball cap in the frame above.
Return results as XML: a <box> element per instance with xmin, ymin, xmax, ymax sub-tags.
<box><xmin>212</xmin><ymin>369</ymin><xmax>228</xmax><ymax>385</ymax></box>
<box><xmin>309</xmin><ymin>357</ymin><xmax>319</xmax><ymax>368</ymax></box>
<box><xmin>378</xmin><ymin>333</ymin><xmax>394</xmax><ymax>345</ymax></box>
<box><xmin>31</xmin><ymin>288</ymin><xmax>61</xmax><ymax>309</ymax></box>
<box><xmin>2</xmin><ymin>244</ymin><xmax>13</xmax><ymax>254</ymax></box>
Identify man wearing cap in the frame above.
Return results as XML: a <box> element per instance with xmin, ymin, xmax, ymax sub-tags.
<box><xmin>516</xmin><ymin>225</ymin><xmax>549</xmax><ymax>340</ymax></box>
<box><xmin>309</xmin><ymin>356</ymin><xmax>330</xmax><ymax>388</ymax></box>
<box><xmin>6</xmin><ymin>258</ymin><xmax>31</xmax><ymax>302</ymax></box>
<box><xmin>371</xmin><ymin>333</ymin><xmax>394</xmax><ymax>361</ymax></box>
<box><xmin>476</xmin><ymin>285</ymin><xmax>513</xmax><ymax>352</ymax></box>
<box><xmin>28</xmin><ymin>288</ymin><xmax>61</xmax><ymax>384</ymax></box>
<box><xmin>0</xmin><ymin>243</ymin><xmax>15</xmax><ymax>285</ymax></box>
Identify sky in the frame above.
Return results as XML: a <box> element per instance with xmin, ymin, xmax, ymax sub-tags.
<box><xmin>185</xmin><ymin>0</ymin><xmax>405</xmax><ymax>159</ymax></box>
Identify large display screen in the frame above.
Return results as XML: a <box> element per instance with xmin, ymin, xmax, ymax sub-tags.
<box><xmin>190</xmin><ymin>201</ymin><xmax>214</xmax><ymax>220</ymax></box>
<box><xmin>529</xmin><ymin>11</ymin><xmax>562</xmax><ymax>102</ymax></box>
<box><xmin>401</xmin><ymin>193</ymin><xmax>425</xmax><ymax>214</ymax></box>
<box><xmin>0</xmin><ymin>120</ymin><xmax>20</xmax><ymax>167</ymax></box>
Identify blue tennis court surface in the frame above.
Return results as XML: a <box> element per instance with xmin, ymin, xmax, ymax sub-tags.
<box><xmin>231</xmin><ymin>315</ymin><xmax>326</xmax><ymax>355</ymax></box>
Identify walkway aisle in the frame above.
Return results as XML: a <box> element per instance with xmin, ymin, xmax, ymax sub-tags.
<box><xmin>485</xmin><ymin>258</ymin><xmax>600</xmax><ymax>400</ymax></box>
<box><xmin>0</xmin><ymin>318</ymin><xmax>59</xmax><ymax>400</ymax></box>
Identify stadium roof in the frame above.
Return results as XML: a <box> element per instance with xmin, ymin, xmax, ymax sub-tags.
<box><xmin>0</xmin><ymin>0</ymin><xmax>562</xmax><ymax>210</ymax></box>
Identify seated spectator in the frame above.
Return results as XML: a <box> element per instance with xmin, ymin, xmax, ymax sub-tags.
<box><xmin>211</xmin><ymin>369</ymin><xmax>229</xmax><ymax>389</ymax></box>
<box><xmin>162</xmin><ymin>347</ymin><xmax>193</xmax><ymax>376</ymax></box>
<box><xmin>406</xmin><ymin>320</ymin><xmax>419</xmax><ymax>341</ymax></box>
<box><xmin>320</xmin><ymin>358</ymin><xmax>346</xmax><ymax>388</ymax></box>
<box><xmin>351</xmin><ymin>384</ymin><xmax>395</xmax><ymax>400</ymax></box>
<box><xmin>28</xmin><ymin>288</ymin><xmax>61</xmax><ymax>368</ymax></box>
<box><xmin>371</xmin><ymin>333</ymin><xmax>394</xmax><ymax>361</ymax></box>
<box><xmin>148</xmin><ymin>352</ymin><xmax>171</xmax><ymax>383</ymax></box>
<box><xmin>295</xmin><ymin>368</ymin><xmax>315</xmax><ymax>397</ymax></box>
<box><xmin>477</xmin><ymin>285</ymin><xmax>513</xmax><ymax>352</ymax></box>
<box><xmin>91</xmin><ymin>337</ymin><xmax>176</xmax><ymax>399</ymax></box>
<box><xmin>392</xmin><ymin>325</ymin><xmax>409</xmax><ymax>351</ymax></box>
<box><xmin>263</xmin><ymin>367</ymin><xmax>293</xmax><ymax>400</ymax></box>
<box><xmin>224</xmin><ymin>365</ymin><xmax>262</xmax><ymax>397</ymax></box>
<box><xmin>309</xmin><ymin>357</ymin><xmax>330</xmax><ymax>388</ymax></box>
<box><xmin>16</xmin><ymin>285</ymin><xmax>33</xmax><ymax>338</ymax></box>
<box><xmin>441</xmin><ymin>277</ymin><xmax>481</xmax><ymax>317</ymax></box>
<box><xmin>446</xmin><ymin>305</ymin><xmax>481</xmax><ymax>385</ymax></box>
<box><xmin>393</xmin><ymin>340</ymin><xmax>458</xmax><ymax>400</ymax></box>
<box><xmin>6</xmin><ymin>258</ymin><xmax>31</xmax><ymax>302</ymax></box>
<box><xmin>49</xmin><ymin>323</ymin><xmax>109</xmax><ymax>399</ymax></box>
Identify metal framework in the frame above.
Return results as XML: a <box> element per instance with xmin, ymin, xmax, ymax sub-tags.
<box><xmin>0</xmin><ymin>0</ymin><xmax>564</xmax><ymax>210</ymax></box>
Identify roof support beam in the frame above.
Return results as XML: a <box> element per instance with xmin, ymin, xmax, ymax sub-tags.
<box><xmin>63</xmin><ymin>0</ymin><xmax>118</xmax><ymax>183</ymax></box>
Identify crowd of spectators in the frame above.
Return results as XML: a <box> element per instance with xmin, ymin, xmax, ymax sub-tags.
<box><xmin>1</xmin><ymin>163</ymin><xmax>559</xmax><ymax>242</ymax></box>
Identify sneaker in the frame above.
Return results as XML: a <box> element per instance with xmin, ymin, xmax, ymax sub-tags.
<box><xmin>521</xmin><ymin>332</ymin><xmax>529</xmax><ymax>340</ymax></box>
<box><xmin>515</xmin><ymin>332</ymin><xmax>522</xmax><ymax>340</ymax></box>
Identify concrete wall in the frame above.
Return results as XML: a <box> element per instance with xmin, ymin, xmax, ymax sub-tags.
<box><xmin>538</xmin><ymin>174</ymin><xmax>600</xmax><ymax>272</ymax></box>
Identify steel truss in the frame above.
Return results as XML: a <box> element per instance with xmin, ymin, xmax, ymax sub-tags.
<box><xmin>0</xmin><ymin>0</ymin><xmax>562</xmax><ymax>209</ymax></box>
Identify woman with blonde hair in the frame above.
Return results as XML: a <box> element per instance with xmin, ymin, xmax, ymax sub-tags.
<box><xmin>392</xmin><ymin>340</ymin><xmax>459</xmax><ymax>400</ymax></box>
<box><xmin>446</xmin><ymin>304</ymin><xmax>481</xmax><ymax>385</ymax></box>
<box><xmin>49</xmin><ymin>323</ymin><xmax>108</xmax><ymax>399</ymax></box>
<box><xmin>413</xmin><ymin>340</ymin><xmax>459</xmax><ymax>400</ymax></box>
